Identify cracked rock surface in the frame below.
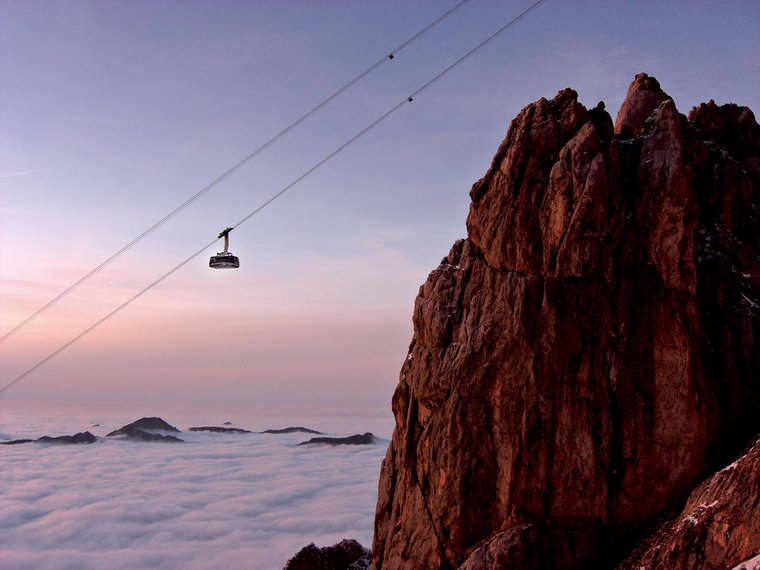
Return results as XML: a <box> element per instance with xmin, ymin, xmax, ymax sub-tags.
<box><xmin>373</xmin><ymin>74</ymin><xmax>759</xmax><ymax>569</ymax></box>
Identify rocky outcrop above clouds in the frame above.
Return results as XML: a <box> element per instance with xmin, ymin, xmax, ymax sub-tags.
<box><xmin>373</xmin><ymin>74</ymin><xmax>759</xmax><ymax>569</ymax></box>
<box><xmin>108</xmin><ymin>426</ymin><xmax>183</xmax><ymax>442</ymax></box>
<box><xmin>107</xmin><ymin>417</ymin><xmax>184</xmax><ymax>442</ymax></box>
<box><xmin>262</xmin><ymin>427</ymin><xmax>323</xmax><ymax>435</ymax></box>
<box><xmin>37</xmin><ymin>431</ymin><xmax>97</xmax><ymax>444</ymax></box>
<box><xmin>189</xmin><ymin>426</ymin><xmax>252</xmax><ymax>433</ymax></box>
<box><xmin>1</xmin><ymin>431</ymin><xmax>97</xmax><ymax>445</ymax></box>
<box><xmin>298</xmin><ymin>433</ymin><xmax>376</xmax><ymax>446</ymax></box>
<box><xmin>284</xmin><ymin>538</ymin><xmax>371</xmax><ymax>570</ymax></box>
<box><xmin>106</xmin><ymin>417</ymin><xmax>181</xmax><ymax>435</ymax></box>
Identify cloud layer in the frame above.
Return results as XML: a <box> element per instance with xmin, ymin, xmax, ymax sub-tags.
<box><xmin>1</xmin><ymin>402</ymin><xmax>392</xmax><ymax>569</ymax></box>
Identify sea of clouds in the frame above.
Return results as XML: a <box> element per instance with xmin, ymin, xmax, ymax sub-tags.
<box><xmin>0</xmin><ymin>400</ymin><xmax>393</xmax><ymax>569</ymax></box>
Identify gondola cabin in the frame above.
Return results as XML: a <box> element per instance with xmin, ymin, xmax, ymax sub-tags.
<box><xmin>209</xmin><ymin>227</ymin><xmax>240</xmax><ymax>269</ymax></box>
<box><xmin>209</xmin><ymin>252</ymin><xmax>240</xmax><ymax>269</ymax></box>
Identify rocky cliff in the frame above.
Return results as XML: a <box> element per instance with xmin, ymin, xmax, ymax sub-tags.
<box><xmin>618</xmin><ymin>436</ymin><xmax>760</xmax><ymax>570</ymax></box>
<box><xmin>373</xmin><ymin>74</ymin><xmax>759</xmax><ymax>569</ymax></box>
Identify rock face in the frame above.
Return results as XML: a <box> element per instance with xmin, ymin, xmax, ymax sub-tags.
<box><xmin>456</xmin><ymin>525</ymin><xmax>540</xmax><ymax>570</ymax></box>
<box><xmin>617</xmin><ymin>437</ymin><xmax>760</xmax><ymax>570</ymax></box>
<box><xmin>373</xmin><ymin>74</ymin><xmax>759</xmax><ymax>569</ymax></box>
<box><xmin>614</xmin><ymin>72</ymin><xmax>670</xmax><ymax>137</ymax></box>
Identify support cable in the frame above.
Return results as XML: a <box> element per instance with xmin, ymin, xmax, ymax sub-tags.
<box><xmin>0</xmin><ymin>0</ymin><xmax>546</xmax><ymax>395</ymax></box>
<box><xmin>0</xmin><ymin>240</ymin><xmax>217</xmax><ymax>396</ymax></box>
<box><xmin>0</xmin><ymin>0</ymin><xmax>471</xmax><ymax>345</ymax></box>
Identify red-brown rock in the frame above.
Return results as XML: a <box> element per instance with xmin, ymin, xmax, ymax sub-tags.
<box><xmin>617</xmin><ymin>438</ymin><xmax>760</xmax><ymax>570</ymax></box>
<box><xmin>614</xmin><ymin>72</ymin><xmax>671</xmax><ymax>137</ymax></box>
<box><xmin>456</xmin><ymin>525</ymin><xmax>540</xmax><ymax>569</ymax></box>
<box><xmin>284</xmin><ymin>539</ymin><xmax>370</xmax><ymax>570</ymax></box>
<box><xmin>373</xmin><ymin>75</ymin><xmax>759</xmax><ymax>569</ymax></box>
<box><xmin>688</xmin><ymin>99</ymin><xmax>760</xmax><ymax>156</ymax></box>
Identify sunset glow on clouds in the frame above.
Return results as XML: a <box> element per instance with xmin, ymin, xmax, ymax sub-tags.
<box><xmin>0</xmin><ymin>402</ymin><xmax>392</xmax><ymax>569</ymax></box>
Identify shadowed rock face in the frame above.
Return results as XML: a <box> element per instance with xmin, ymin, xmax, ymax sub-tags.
<box><xmin>617</xmin><ymin>438</ymin><xmax>760</xmax><ymax>570</ymax></box>
<box><xmin>373</xmin><ymin>75</ymin><xmax>759</xmax><ymax>569</ymax></box>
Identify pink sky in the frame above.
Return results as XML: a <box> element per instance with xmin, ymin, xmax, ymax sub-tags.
<box><xmin>1</xmin><ymin>0</ymin><xmax>758</xmax><ymax>407</ymax></box>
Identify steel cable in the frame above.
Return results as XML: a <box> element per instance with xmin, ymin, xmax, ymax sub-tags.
<box><xmin>0</xmin><ymin>0</ymin><xmax>546</xmax><ymax>395</ymax></box>
<box><xmin>0</xmin><ymin>0</ymin><xmax>472</xmax><ymax>345</ymax></box>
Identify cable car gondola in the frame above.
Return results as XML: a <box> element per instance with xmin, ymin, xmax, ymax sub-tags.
<box><xmin>209</xmin><ymin>227</ymin><xmax>240</xmax><ymax>269</ymax></box>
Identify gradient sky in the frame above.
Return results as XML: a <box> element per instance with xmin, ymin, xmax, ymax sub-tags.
<box><xmin>1</xmin><ymin>0</ymin><xmax>759</xmax><ymax>407</ymax></box>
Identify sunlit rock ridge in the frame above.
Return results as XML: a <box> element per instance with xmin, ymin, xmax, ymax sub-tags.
<box><xmin>373</xmin><ymin>73</ymin><xmax>760</xmax><ymax>569</ymax></box>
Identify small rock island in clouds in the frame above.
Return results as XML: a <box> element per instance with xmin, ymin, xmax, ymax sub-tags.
<box><xmin>189</xmin><ymin>426</ymin><xmax>253</xmax><ymax>433</ymax></box>
<box><xmin>298</xmin><ymin>433</ymin><xmax>376</xmax><ymax>446</ymax></box>
<box><xmin>1</xmin><ymin>416</ymin><xmax>376</xmax><ymax>450</ymax></box>
<box><xmin>1</xmin><ymin>431</ymin><xmax>97</xmax><ymax>445</ymax></box>
<box><xmin>107</xmin><ymin>417</ymin><xmax>184</xmax><ymax>442</ymax></box>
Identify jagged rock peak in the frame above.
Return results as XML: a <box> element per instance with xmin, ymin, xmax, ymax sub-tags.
<box><xmin>466</xmin><ymin>86</ymin><xmax>594</xmax><ymax>274</ymax></box>
<box><xmin>373</xmin><ymin>74</ymin><xmax>759</xmax><ymax>569</ymax></box>
<box><xmin>689</xmin><ymin>99</ymin><xmax>760</xmax><ymax>155</ymax></box>
<box><xmin>615</xmin><ymin>72</ymin><xmax>671</xmax><ymax>137</ymax></box>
